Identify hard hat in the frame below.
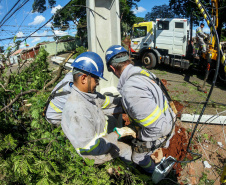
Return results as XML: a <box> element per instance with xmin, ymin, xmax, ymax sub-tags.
<box><xmin>105</xmin><ymin>45</ymin><xmax>129</xmax><ymax>65</ymax></box>
<box><xmin>71</xmin><ymin>51</ymin><xmax>107</xmax><ymax>80</ymax></box>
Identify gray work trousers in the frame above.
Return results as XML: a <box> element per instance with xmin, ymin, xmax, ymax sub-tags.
<box><xmin>132</xmin><ymin>129</ymin><xmax>175</xmax><ymax>174</ymax></box>
<box><xmin>195</xmin><ymin>38</ymin><xmax>206</xmax><ymax>55</ymax></box>
<box><xmin>82</xmin><ymin>133</ymin><xmax>132</xmax><ymax>165</ymax></box>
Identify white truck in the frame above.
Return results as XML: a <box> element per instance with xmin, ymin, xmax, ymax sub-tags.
<box><xmin>130</xmin><ymin>18</ymin><xmax>190</xmax><ymax>69</ymax></box>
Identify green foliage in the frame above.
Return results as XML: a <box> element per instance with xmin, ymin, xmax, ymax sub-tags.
<box><xmin>32</xmin><ymin>0</ymin><xmax>56</xmax><ymax>13</ymax></box>
<box><xmin>72</xmin><ymin>46</ymin><xmax>87</xmax><ymax>59</ymax></box>
<box><xmin>0</xmin><ymin>46</ymin><xmax>151</xmax><ymax>184</ymax></box>
<box><xmin>144</xmin><ymin>4</ymin><xmax>176</xmax><ymax>21</ymax></box>
<box><xmin>199</xmin><ymin>172</ymin><xmax>215</xmax><ymax>185</ymax></box>
<box><xmin>0</xmin><ymin>46</ymin><xmax>5</xmax><ymax>53</ymax></box>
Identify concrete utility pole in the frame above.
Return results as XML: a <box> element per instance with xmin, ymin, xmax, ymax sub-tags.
<box><xmin>86</xmin><ymin>0</ymin><xmax>121</xmax><ymax>95</ymax></box>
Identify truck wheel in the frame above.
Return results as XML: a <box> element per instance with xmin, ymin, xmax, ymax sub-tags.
<box><xmin>142</xmin><ymin>52</ymin><xmax>156</xmax><ymax>69</ymax></box>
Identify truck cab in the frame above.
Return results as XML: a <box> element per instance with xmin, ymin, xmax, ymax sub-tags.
<box><xmin>131</xmin><ymin>18</ymin><xmax>190</xmax><ymax>69</ymax></box>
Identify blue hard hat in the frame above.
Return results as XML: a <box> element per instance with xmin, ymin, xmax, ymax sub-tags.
<box><xmin>105</xmin><ymin>45</ymin><xmax>129</xmax><ymax>65</ymax></box>
<box><xmin>71</xmin><ymin>51</ymin><xmax>107</xmax><ymax>80</ymax></box>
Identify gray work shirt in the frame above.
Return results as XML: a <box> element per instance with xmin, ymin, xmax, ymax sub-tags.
<box><xmin>117</xmin><ymin>64</ymin><xmax>175</xmax><ymax>142</ymax></box>
<box><xmin>46</xmin><ymin>72</ymin><xmax>122</xmax><ymax>125</ymax></box>
<box><xmin>61</xmin><ymin>85</ymin><xmax>118</xmax><ymax>156</ymax></box>
<box><xmin>196</xmin><ymin>27</ymin><xmax>205</xmax><ymax>39</ymax></box>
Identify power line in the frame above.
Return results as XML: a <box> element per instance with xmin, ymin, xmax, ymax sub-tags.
<box><xmin>7</xmin><ymin>8</ymin><xmax>32</xmax><ymax>48</ymax></box>
<box><xmin>21</xmin><ymin>0</ymin><xmax>74</xmax><ymax>42</ymax></box>
<box><xmin>0</xmin><ymin>0</ymin><xmax>30</xmax><ymax>29</ymax></box>
<box><xmin>0</xmin><ymin>0</ymin><xmax>21</xmax><ymax>26</ymax></box>
<box><xmin>0</xmin><ymin>35</ymin><xmax>58</xmax><ymax>42</ymax></box>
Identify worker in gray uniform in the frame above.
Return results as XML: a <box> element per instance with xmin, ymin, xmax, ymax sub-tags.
<box><xmin>105</xmin><ymin>45</ymin><xmax>175</xmax><ymax>173</ymax></box>
<box><xmin>45</xmin><ymin>67</ymin><xmax>122</xmax><ymax>125</ymax></box>
<box><xmin>61</xmin><ymin>51</ymin><xmax>136</xmax><ymax>164</ymax></box>
<box><xmin>194</xmin><ymin>23</ymin><xmax>207</xmax><ymax>57</ymax></box>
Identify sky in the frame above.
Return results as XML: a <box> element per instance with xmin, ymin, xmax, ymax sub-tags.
<box><xmin>0</xmin><ymin>0</ymin><xmax>76</xmax><ymax>51</ymax></box>
<box><xmin>0</xmin><ymin>0</ymin><xmax>209</xmax><ymax>52</ymax></box>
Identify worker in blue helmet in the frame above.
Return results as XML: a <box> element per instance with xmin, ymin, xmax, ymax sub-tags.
<box><xmin>61</xmin><ymin>51</ymin><xmax>136</xmax><ymax>164</ymax></box>
<box><xmin>45</xmin><ymin>51</ymin><xmax>121</xmax><ymax>125</ymax></box>
<box><xmin>105</xmin><ymin>45</ymin><xmax>176</xmax><ymax>173</ymax></box>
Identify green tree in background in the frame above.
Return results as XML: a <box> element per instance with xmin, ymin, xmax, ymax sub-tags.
<box><xmin>32</xmin><ymin>0</ymin><xmax>56</xmax><ymax>13</ymax></box>
<box><xmin>32</xmin><ymin>0</ymin><xmax>141</xmax><ymax>44</ymax></box>
<box><xmin>15</xmin><ymin>40</ymin><xmax>23</xmax><ymax>51</ymax></box>
<box><xmin>0</xmin><ymin>46</ymin><xmax>5</xmax><ymax>53</ymax></box>
<box><xmin>144</xmin><ymin>4</ymin><xmax>176</xmax><ymax>21</ymax></box>
<box><xmin>169</xmin><ymin>0</ymin><xmax>225</xmax><ymax>39</ymax></box>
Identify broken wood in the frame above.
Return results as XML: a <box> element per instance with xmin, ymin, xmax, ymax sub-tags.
<box><xmin>43</xmin><ymin>51</ymin><xmax>75</xmax><ymax>90</ymax></box>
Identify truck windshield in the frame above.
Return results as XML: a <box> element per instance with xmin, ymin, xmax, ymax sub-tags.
<box><xmin>133</xmin><ymin>26</ymin><xmax>147</xmax><ymax>38</ymax></box>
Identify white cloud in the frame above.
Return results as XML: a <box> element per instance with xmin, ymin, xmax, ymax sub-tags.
<box><xmin>16</xmin><ymin>31</ymin><xmax>24</xmax><ymax>37</ymax></box>
<box><xmin>51</xmin><ymin>5</ymin><xmax>62</xmax><ymax>14</ymax></box>
<box><xmin>132</xmin><ymin>6</ymin><xmax>146</xmax><ymax>14</ymax></box>
<box><xmin>28</xmin><ymin>15</ymin><xmax>46</xmax><ymax>25</ymax></box>
<box><xmin>45</xmin><ymin>22</ymin><xmax>52</xmax><ymax>28</ymax></box>
<box><xmin>32</xmin><ymin>37</ymin><xmax>41</xmax><ymax>43</ymax></box>
<box><xmin>20</xmin><ymin>42</ymin><xmax>26</xmax><ymax>48</ymax></box>
<box><xmin>54</xmin><ymin>30</ymin><xmax>68</xmax><ymax>36</ymax></box>
<box><xmin>72</xmin><ymin>31</ymin><xmax>77</xmax><ymax>35</ymax></box>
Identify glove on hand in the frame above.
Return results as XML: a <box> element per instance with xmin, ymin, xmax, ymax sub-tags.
<box><xmin>114</xmin><ymin>127</ymin><xmax>136</xmax><ymax>139</ymax></box>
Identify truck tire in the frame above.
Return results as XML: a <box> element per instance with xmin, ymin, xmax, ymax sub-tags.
<box><xmin>142</xmin><ymin>52</ymin><xmax>156</xmax><ymax>69</ymax></box>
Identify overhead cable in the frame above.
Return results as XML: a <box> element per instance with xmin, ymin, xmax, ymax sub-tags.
<box><xmin>0</xmin><ymin>0</ymin><xmax>30</xmax><ymax>29</ymax></box>
<box><xmin>0</xmin><ymin>0</ymin><xmax>21</xmax><ymax>26</ymax></box>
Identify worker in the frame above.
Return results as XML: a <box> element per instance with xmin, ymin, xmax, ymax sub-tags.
<box><xmin>45</xmin><ymin>63</ymin><xmax>122</xmax><ymax>125</ymax></box>
<box><xmin>61</xmin><ymin>51</ymin><xmax>136</xmax><ymax>164</ymax></box>
<box><xmin>105</xmin><ymin>45</ymin><xmax>175</xmax><ymax>173</ymax></box>
<box><xmin>194</xmin><ymin>23</ymin><xmax>207</xmax><ymax>58</ymax></box>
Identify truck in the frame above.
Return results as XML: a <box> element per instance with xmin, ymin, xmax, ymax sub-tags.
<box><xmin>130</xmin><ymin>18</ymin><xmax>191</xmax><ymax>70</ymax></box>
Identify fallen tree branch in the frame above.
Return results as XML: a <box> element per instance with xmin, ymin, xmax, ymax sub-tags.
<box><xmin>0</xmin><ymin>89</ymin><xmax>38</xmax><ymax>112</ymax></box>
<box><xmin>43</xmin><ymin>51</ymin><xmax>76</xmax><ymax>90</ymax></box>
<box><xmin>0</xmin><ymin>83</ymin><xmax>14</xmax><ymax>92</ymax></box>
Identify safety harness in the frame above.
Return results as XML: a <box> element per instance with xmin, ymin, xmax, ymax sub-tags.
<box><xmin>43</xmin><ymin>81</ymin><xmax>71</xmax><ymax>119</ymax></box>
<box><xmin>124</xmin><ymin>70</ymin><xmax>176</xmax><ymax>153</ymax></box>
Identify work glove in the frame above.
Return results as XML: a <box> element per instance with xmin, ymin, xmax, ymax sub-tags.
<box><xmin>113</xmin><ymin>127</ymin><xmax>136</xmax><ymax>139</ymax></box>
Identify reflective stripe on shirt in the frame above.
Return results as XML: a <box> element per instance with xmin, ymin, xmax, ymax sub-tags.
<box><xmin>134</xmin><ymin>106</ymin><xmax>162</xmax><ymax>127</ymax></box>
<box><xmin>77</xmin><ymin>121</ymin><xmax>108</xmax><ymax>153</ymax></box>
<box><xmin>49</xmin><ymin>101</ymin><xmax>62</xmax><ymax>113</ymax></box>
<box><xmin>102</xmin><ymin>96</ymin><xmax>110</xmax><ymax>109</ymax></box>
<box><xmin>134</xmin><ymin>100</ymin><xmax>169</xmax><ymax>127</ymax></box>
<box><xmin>162</xmin><ymin>100</ymin><xmax>168</xmax><ymax>113</ymax></box>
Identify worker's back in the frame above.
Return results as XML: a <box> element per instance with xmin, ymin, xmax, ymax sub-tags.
<box><xmin>118</xmin><ymin>64</ymin><xmax>175</xmax><ymax>142</ymax></box>
<box><xmin>45</xmin><ymin>72</ymin><xmax>73</xmax><ymax>125</ymax></box>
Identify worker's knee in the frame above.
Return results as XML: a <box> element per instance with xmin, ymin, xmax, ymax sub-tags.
<box><xmin>132</xmin><ymin>151</ymin><xmax>146</xmax><ymax>164</ymax></box>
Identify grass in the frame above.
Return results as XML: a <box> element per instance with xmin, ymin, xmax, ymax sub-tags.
<box><xmin>181</xmin><ymin>82</ymin><xmax>188</xmax><ymax>87</ymax></box>
<box><xmin>198</xmin><ymin>172</ymin><xmax>215</xmax><ymax>185</ymax></box>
